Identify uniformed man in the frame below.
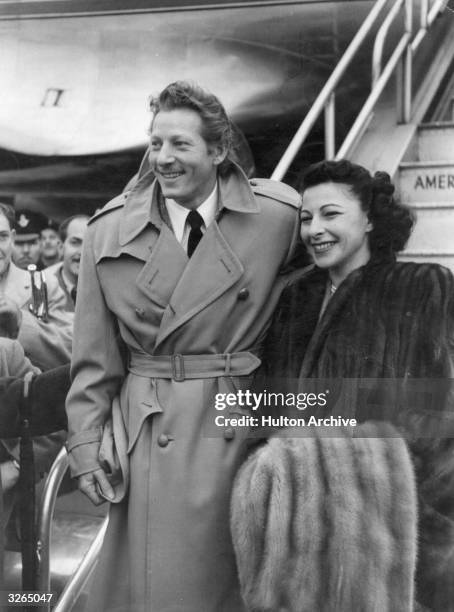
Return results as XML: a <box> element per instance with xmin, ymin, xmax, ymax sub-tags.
<box><xmin>0</xmin><ymin>203</ymin><xmax>73</xmax><ymax>370</ymax></box>
<box><xmin>12</xmin><ymin>209</ymin><xmax>46</xmax><ymax>270</ymax></box>
<box><xmin>66</xmin><ymin>81</ymin><xmax>301</xmax><ymax>612</ymax></box>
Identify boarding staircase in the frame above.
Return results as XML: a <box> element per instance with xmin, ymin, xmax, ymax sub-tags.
<box><xmin>7</xmin><ymin>1</ymin><xmax>454</xmax><ymax>611</ymax></box>
<box><xmin>271</xmin><ymin>0</ymin><xmax>454</xmax><ymax>271</ymax></box>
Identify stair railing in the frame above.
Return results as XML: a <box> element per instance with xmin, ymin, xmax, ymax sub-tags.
<box><xmin>36</xmin><ymin>446</ymin><xmax>69</xmax><ymax>611</ymax></box>
<box><xmin>52</xmin><ymin>515</ymin><xmax>108</xmax><ymax>612</ymax></box>
<box><xmin>35</xmin><ymin>446</ymin><xmax>108</xmax><ymax>612</ymax></box>
<box><xmin>271</xmin><ymin>0</ymin><xmax>448</xmax><ymax>180</ymax></box>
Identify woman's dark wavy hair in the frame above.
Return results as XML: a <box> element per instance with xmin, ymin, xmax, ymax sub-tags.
<box><xmin>149</xmin><ymin>81</ymin><xmax>233</xmax><ymax>175</ymax></box>
<box><xmin>300</xmin><ymin>159</ymin><xmax>415</xmax><ymax>258</ymax></box>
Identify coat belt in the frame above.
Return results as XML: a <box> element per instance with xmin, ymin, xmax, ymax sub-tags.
<box><xmin>128</xmin><ymin>349</ymin><xmax>262</xmax><ymax>382</ymax></box>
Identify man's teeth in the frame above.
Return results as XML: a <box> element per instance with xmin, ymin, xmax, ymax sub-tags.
<box><xmin>161</xmin><ymin>172</ymin><xmax>182</xmax><ymax>178</ymax></box>
<box><xmin>312</xmin><ymin>242</ymin><xmax>336</xmax><ymax>253</ymax></box>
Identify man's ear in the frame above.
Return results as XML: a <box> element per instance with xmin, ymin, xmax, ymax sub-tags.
<box><xmin>211</xmin><ymin>144</ymin><xmax>228</xmax><ymax>166</ymax></box>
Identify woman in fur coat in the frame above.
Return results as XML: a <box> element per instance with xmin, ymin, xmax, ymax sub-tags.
<box><xmin>231</xmin><ymin>160</ymin><xmax>454</xmax><ymax>612</ymax></box>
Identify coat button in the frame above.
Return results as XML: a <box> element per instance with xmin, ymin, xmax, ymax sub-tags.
<box><xmin>224</xmin><ymin>427</ymin><xmax>235</xmax><ymax>441</ymax></box>
<box><xmin>157</xmin><ymin>433</ymin><xmax>170</xmax><ymax>447</ymax></box>
<box><xmin>135</xmin><ymin>307</ymin><xmax>145</xmax><ymax>318</ymax></box>
<box><xmin>237</xmin><ymin>288</ymin><xmax>249</xmax><ymax>301</ymax></box>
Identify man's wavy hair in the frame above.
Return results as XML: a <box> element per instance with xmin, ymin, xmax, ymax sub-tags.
<box><xmin>300</xmin><ymin>159</ymin><xmax>415</xmax><ymax>259</ymax></box>
<box><xmin>149</xmin><ymin>81</ymin><xmax>233</xmax><ymax>175</ymax></box>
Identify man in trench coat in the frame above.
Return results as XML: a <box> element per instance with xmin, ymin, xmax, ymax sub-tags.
<box><xmin>66</xmin><ymin>81</ymin><xmax>301</xmax><ymax>612</ymax></box>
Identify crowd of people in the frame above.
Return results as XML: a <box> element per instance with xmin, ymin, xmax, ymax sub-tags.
<box><xmin>1</xmin><ymin>80</ymin><xmax>453</xmax><ymax>611</ymax></box>
<box><xmin>0</xmin><ymin>206</ymin><xmax>88</xmax><ymax>589</ymax></box>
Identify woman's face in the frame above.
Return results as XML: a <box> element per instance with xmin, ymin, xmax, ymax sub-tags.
<box><xmin>300</xmin><ymin>181</ymin><xmax>372</xmax><ymax>282</ymax></box>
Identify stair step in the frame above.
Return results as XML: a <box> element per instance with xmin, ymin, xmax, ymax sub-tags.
<box><xmin>417</xmin><ymin>123</ymin><xmax>454</xmax><ymax>162</ymax></box>
<box><xmin>404</xmin><ymin>206</ymin><xmax>454</xmax><ymax>251</ymax></box>
<box><xmin>398</xmin><ymin>161</ymin><xmax>454</xmax><ymax>203</ymax></box>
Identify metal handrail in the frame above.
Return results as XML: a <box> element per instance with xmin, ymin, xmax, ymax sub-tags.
<box><xmin>372</xmin><ymin>0</ymin><xmax>408</xmax><ymax>85</ymax></box>
<box><xmin>36</xmin><ymin>446</ymin><xmax>69</xmax><ymax>608</ymax></box>
<box><xmin>53</xmin><ymin>515</ymin><xmax>109</xmax><ymax>612</ymax></box>
<box><xmin>270</xmin><ymin>0</ymin><xmax>391</xmax><ymax>179</ymax></box>
<box><xmin>336</xmin><ymin>32</ymin><xmax>412</xmax><ymax>158</ymax></box>
<box><xmin>271</xmin><ymin>0</ymin><xmax>448</xmax><ymax>180</ymax></box>
<box><xmin>35</xmin><ymin>446</ymin><xmax>109</xmax><ymax>612</ymax></box>
<box><xmin>412</xmin><ymin>0</ymin><xmax>447</xmax><ymax>52</ymax></box>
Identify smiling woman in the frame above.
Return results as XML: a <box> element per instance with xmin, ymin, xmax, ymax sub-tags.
<box><xmin>261</xmin><ymin>159</ymin><xmax>454</xmax><ymax>611</ymax></box>
<box><xmin>300</xmin><ymin>182</ymin><xmax>372</xmax><ymax>290</ymax></box>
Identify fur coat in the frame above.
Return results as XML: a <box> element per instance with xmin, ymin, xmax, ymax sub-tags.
<box><xmin>231</xmin><ymin>421</ymin><xmax>417</xmax><ymax>612</ymax></box>
<box><xmin>252</xmin><ymin>258</ymin><xmax>454</xmax><ymax>612</ymax></box>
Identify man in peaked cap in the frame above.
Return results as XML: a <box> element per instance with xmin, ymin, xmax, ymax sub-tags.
<box><xmin>0</xmin><ymin>203</ymin><xmax>73</xmax><ymax>370</ymax></box>
<box><xmin>66</xmin><ymin>81</ymin><xmax>301</xmax><ymax>612</ymax></box>
<box><xmin>12</xmin><ymin>209</ymin><xmax>47</xmax><ymax>270</ymax></box>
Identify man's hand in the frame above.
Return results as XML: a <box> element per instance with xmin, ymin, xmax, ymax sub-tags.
<box><xmin>78</xmin><ymin>468</ymin><xmax>115</xmax><ymax>505</ymax></box>
<box><xmin>0</xmin><ymin>294</ymin><xmax>22</xmax><ymax>338</ymax></box>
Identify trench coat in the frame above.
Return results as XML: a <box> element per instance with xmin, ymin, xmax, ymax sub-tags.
<box><xmin>66</xmin><ymin>162</ymin><xmax>301</xmax><ymax>612</ymax></box>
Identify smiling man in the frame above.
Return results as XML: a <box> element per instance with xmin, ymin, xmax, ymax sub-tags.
<box><xmin>46</xmin><ymin>215</ymin><xmax>89</xmax><ymax>311</ymax></box>
<box><xmin>66</xmin><ymin>81</ymin><xmax>301</xmax><ymax>612</ymax></box>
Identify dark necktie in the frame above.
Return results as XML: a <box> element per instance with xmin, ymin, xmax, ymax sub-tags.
<box><xmin>187</xmin><ymin>210</ymin><xmax>204</xmax><ymax>257</ymax></box>
<box><xmin>70</xmin><ymin>285</ymin><xmax>77</xmax><ymax>304</ymax></box>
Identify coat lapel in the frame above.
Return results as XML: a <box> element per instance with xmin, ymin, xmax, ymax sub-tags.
<box><xmin>115</xmin><ymin>169</ymin><xmax>188</xmax><ymax>307</ymax></box>
<box><xmin>155</xmin><ymin>220</ymin><xmax>244</xmax><ymax>348</ymax></box>
<box><xmin>135</xmin><ymin>224</ymin><xmax>188</xmax><ymax>309</ymax></box>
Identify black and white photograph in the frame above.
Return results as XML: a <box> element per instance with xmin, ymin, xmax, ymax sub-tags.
<box><xmin>0</xmin><ymin>1</ymin><xmax>454</xmax><ymax>611</ymax></box>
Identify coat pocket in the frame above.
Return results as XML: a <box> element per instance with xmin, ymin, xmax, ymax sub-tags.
<box><xmin>122</xmin><ymin>374</ymin><xmax>164</xmax><ymax>455</ymax></box>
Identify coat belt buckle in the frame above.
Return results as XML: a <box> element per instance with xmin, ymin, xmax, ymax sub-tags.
<box><xmin>171</xmin><ymin>354</ymin><xmax>185</xmax><ymax>382</ymax></box>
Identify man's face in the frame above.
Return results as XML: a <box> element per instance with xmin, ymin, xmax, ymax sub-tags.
<box><xmin>41</xmin><ymin>228</ymin><xmax>61</xmax><ymax>260</ymax></box>
<box><xmin>13</xmin><ymin>236</ymin><xmax>41</xmax><ymax>269</ymax></box>
<box><xmin>149</xmin><ymin>108</ymin><xmax>226</xmax><ymax>210</ymax></box>
<box><xmin>0</xmin><ymin>213</ymin><xmax>14</xmax><ymax>278</ymax></box>
<box><xmin>63</xmin><ymin>217</ymin><xmax>88</xmax><ymax>283</ymax></box>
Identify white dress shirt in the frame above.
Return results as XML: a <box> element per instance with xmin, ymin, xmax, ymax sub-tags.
<box><xmin>165</xmin><ymin>183</ymin><xmax>218</xmax><ymax>251</ymax></box>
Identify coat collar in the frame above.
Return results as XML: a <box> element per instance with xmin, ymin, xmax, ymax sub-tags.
<box><xmin>119</xmin><ymin>162</ymin><xmax>259</xmax><ymax>247</ymax></box>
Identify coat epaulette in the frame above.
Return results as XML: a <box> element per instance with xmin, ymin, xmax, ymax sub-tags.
<box><xmin>88</xmin><ymin>193</ymin><xmax>127</xmax><ymax>225</ymax></box>
<box><xmin>249</xmin><ymin>178</ymin><xmax>301</xmax><ymax>209</ymax></box>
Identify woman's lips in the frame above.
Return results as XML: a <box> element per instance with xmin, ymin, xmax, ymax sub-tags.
<box><xmin>311</xmin><ymin>241</ymin><xmax>337</xmax><ymax>253</ymax></box>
